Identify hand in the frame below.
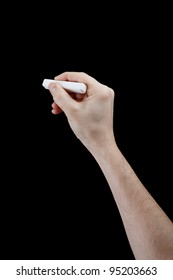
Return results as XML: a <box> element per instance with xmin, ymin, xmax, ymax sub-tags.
<box><xmin>48</xmin><ymin>72</ymin><xmax>115</xmax><ymax>152</ymax></box>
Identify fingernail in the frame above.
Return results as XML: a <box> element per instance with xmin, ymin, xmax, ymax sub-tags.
<box><xmin>48</xmin><ymin>83</ymin><xmax>57</xmax><ymax>92</ymax></box>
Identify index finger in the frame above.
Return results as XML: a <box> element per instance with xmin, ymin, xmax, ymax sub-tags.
<box><xmin>54</xmin><ymin>72</ymin><xmax>97</xmax><ymax>87</ymax></box>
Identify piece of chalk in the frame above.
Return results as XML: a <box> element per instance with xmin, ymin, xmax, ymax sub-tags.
<box><xmin>42</xmin><ymin>79</ymin><xmax>87</xmax><ymax>94</ymax></box>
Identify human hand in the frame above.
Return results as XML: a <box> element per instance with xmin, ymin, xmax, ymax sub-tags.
<box><xmin>48</xmin><ymin>72</ymin><xmax>115</xmax><ymax>152</ymax></box>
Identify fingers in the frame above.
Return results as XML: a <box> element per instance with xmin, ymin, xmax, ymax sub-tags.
<box><xmin>75</xmin><ymin>93</ymin><xmax>84</xmax><ymax>100</ymax></box>
<box><xmin>54</xmin><ymin>72</ymin><xmax>96</xmax><ymax>86</ymax></box>
<box><xmin>48</xmin><ymin>83</ymin><xmax>79</xmax><ymax>116</ymax></box>
<box><xmin>50</xmin><ymin>92</ymin><xmax>83</xmax><ymax>115</ymax></box>
<box><xmin>51</xmin><ymin>102</ymin><xmax>62</xmax><ymax>114</ymax></box>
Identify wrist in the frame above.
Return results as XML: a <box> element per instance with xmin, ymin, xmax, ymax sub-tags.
<box><xmin>87</xmin><ymin>133</ymin><xmax>119</xmax><ymax>160</ymax></box>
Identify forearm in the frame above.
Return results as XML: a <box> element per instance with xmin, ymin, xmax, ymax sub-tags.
<box><xmin>89</xmin><ymin>140</ymin><xmax>173</xmax><ymax>259</ymax></box>
<box><xmin>48</xmin><ymin>72</ymin><xmax>173</xmax><ymax>259</ymax></box>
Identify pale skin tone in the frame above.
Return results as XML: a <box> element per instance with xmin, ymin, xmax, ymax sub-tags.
<box><xmin>48</xmin><ymin>72</ymin><xmax>173</xmax><ymax>259</ymax></box>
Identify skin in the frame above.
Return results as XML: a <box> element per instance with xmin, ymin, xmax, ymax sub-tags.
<box><xmin>48</xmin><ymin>71</ymin><xmax>173</xmax><ymax>259</ymax></box>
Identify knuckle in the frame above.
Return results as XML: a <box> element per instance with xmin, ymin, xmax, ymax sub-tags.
<box><xmin>109</xmin><ymin>87</ymin><xmax>115</xmax><ymax>97</ymax></box>
<box><xmin>102</xmin><ymin>86</ymin><xmax>115</xmax><ymax>99</ymax></box>
<box><xmin>69</xmin><ymin>102</ymin><xmax>80</xmax><ymax>116</ymax></box>
<box><xmin>79</xmin><ymin>71</ymin><xmax>86</xmax><ymax>75</ymax></box>
<box><xmin>70</xmin><ymin>103</ymin><xmax>80</xmax><ymax>114</ymax></box>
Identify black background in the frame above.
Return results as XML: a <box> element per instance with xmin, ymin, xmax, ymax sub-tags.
<box><xmin>1</xmin><ymin>4</ymin><xmax>172</xmax><ymax>260</ymax></box>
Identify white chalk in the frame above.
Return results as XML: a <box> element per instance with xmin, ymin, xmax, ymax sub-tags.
<box><xmin>42</xmin><ymin>79</ymin><xmax>87</xmax><ymax>94</ymax></box>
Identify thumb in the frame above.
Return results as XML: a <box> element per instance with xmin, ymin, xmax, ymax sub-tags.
<box><xmin>48</xmin><ymin>83</ymin><xmax>78</xmax><ymax>115</ymax></box>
